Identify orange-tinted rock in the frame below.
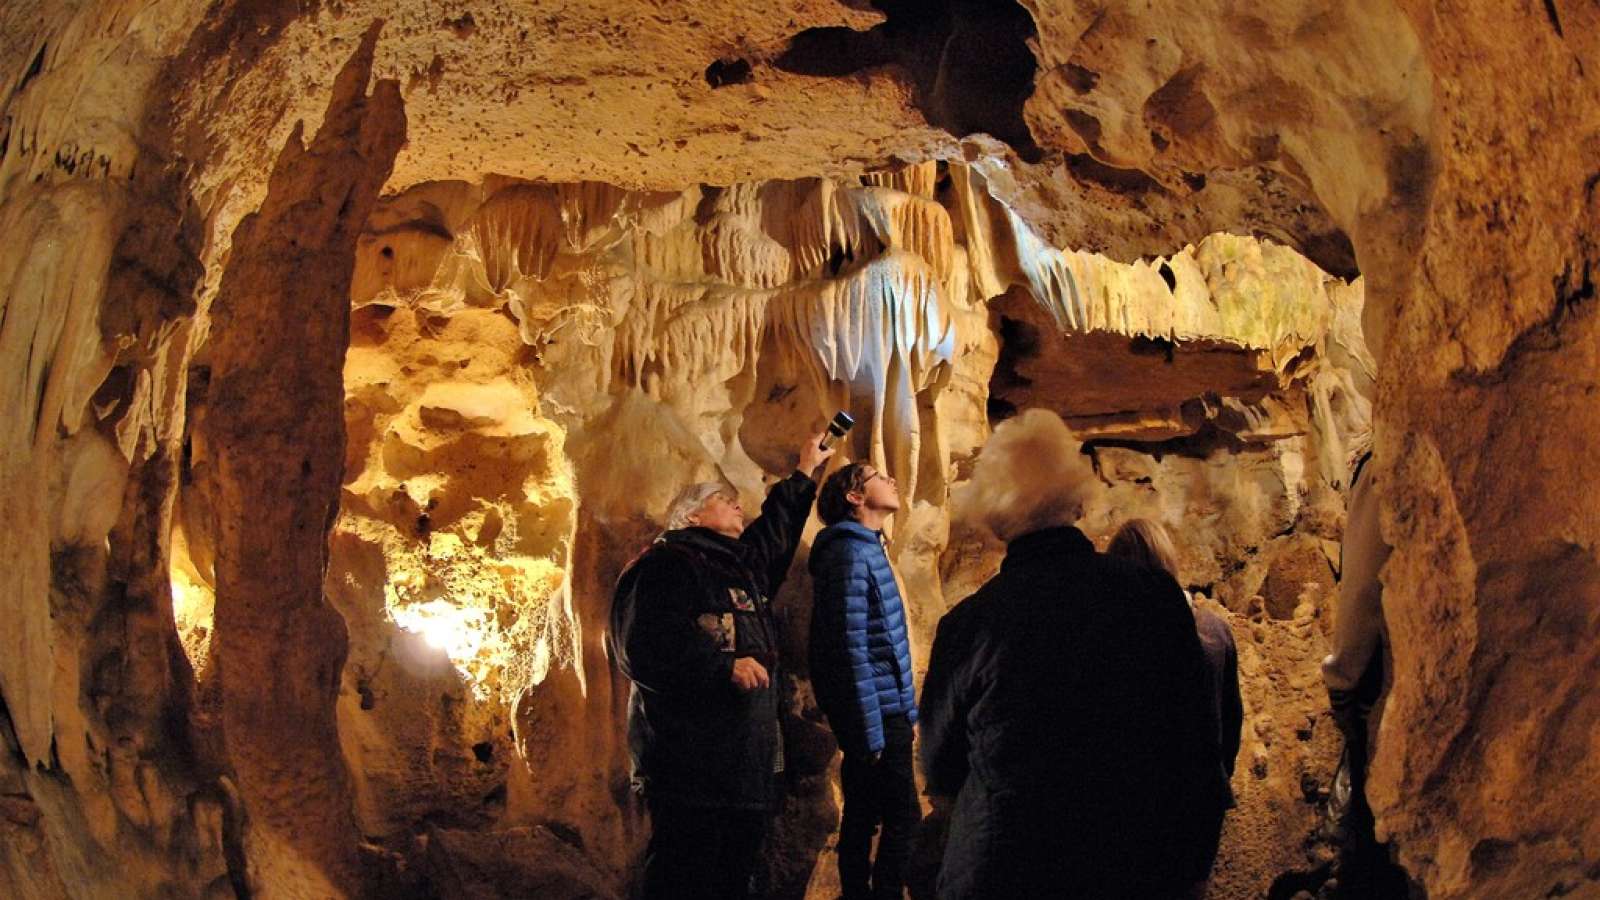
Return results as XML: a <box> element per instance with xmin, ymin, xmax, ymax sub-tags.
<box><xmin>199</xmin><ymin>26</ymin><xmax>405</xmax><ymax>895</ymax></box>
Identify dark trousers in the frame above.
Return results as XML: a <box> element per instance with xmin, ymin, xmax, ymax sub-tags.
<box><xmin>641</xmin><ymin>798</ymin><xmax>767</xmax><ymax>900</ymax></box>
<box><xmin>1182</xmin><ymin>807</ymin><xmax>1228</xmax><ymax>898</ymax></box>
<box><xmin>838</xmin><ymin>714</ymin><xmax>920</xmax><ymax>900</ymax></box>
<box><xmin>1330</xmin><ymin>651</ymin><xmax>1386</xmax><ymax>846</ymax></box>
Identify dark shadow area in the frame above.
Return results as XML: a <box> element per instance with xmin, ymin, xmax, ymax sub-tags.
<box><xmin>774</xmin><ymin>0</ymin><xmax>1043</xmax><ymax>162</ymax></box>
<box><xmin>1087</xmin><ymin>420</ymin><xmax>1250</xmax><ymax>463</ymax></box>
<box><xmin>987</xmin><ymin>309</ymin><xmax>1040</xmax><ymax>417</ymax></box>
<box><xmin>705</xmin><ymin>57</ymin><xmax>754</xmax><ymax>88</ymax></box>
<box><xmin>1066</xmin><ymin>152</ymin><xmax>1166</xmax><ymax>195</ymax></box>
<box><xmin>1295</xmin><ymin>228</ymin><xmax>1360</xmax><ymax>282</ymax></box>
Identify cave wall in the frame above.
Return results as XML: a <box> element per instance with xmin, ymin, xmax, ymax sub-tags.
<box><xmin>2</xmin><ymin>2</ymin><xmax>1598</xmax><ymax>899</ymax></box>
<box><xmin>198</xmin><ymin>24</ymin><xmax>405</xmax><ymax>896</ymax></box>
<box><xmin>0</xmin><ymin>3</ymin><xmax>234</xmax><ymax>897</ymax></box>
<box><xmin>1362</xmin><ymin>5</ymin><xmax>1600</xmax><ymax>897</ymax></box>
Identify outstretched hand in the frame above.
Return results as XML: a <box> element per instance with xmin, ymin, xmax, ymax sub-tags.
<box><xmin>798</xmin><ymin>431</ymin><xmax>837</xmax><ymax>475</ymax></box>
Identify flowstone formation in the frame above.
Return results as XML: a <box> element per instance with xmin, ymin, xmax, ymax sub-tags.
<box><xmin>337</xmin><ymin>305</ymin><xmax>577</xmax><ymax>707</ymax></box>
<box><xmin>5</xmin><ymin>2</ymin><xmax>1599</xmax><ymax>899</ymax></box>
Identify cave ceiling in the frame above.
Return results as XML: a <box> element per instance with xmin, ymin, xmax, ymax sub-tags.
<box><xmin>5</xmin><ymin>0</ymin><xmax>1429</xmax><ymax>279</ymax></box>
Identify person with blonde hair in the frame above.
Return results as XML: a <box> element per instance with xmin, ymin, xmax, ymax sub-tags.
<box><xmin>1106</xmin><ymin>518</ymin><xmax>1182</xmax><ymax>583</ymax></box>
<box><xmin>947</xmin><ymin>408</ymin><xmax>1098</xmax><ymax>542</ymax></box>
<box><xmin>920</xmin><ymin>410</ymin><xmax>1226</xmax><ymax>900</ymax></box>
<box><xmin>1108</xmin><ymin>518</ymin><xmax>1243</xmax><ymax>897</ymax></box>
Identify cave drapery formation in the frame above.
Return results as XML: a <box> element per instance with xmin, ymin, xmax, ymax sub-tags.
<box><xmin>2</xmin><ymin>3</ymin><xmax>1597</xmax><ymax>900</ymax></box>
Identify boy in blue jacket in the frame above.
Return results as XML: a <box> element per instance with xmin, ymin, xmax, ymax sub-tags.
<box><xmin>809</xmin><ymin>462</ymin><xmax>920</xmax><ymax>900</ymax></box>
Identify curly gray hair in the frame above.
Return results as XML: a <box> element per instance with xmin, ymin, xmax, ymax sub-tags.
<box><xmin>664</xmin><ymin>481</ymin><xmax>733</xmax><ymax>531</ymax></box>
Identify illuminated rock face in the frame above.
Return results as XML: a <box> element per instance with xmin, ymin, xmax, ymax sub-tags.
<box><xmin>337</xmin><ymin>304</ymin><xmax>577</xmax><ymax>702</ymax></box>
<box><xmin>3</xmin><ymin>3</ymin><xmax>1599</xmax><ymax>900</ymax></box>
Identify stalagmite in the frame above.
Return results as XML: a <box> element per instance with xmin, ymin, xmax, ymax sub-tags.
<box><xmin>199</xmin><ymin>25</ymin><xmax>405</xmax><ymax>895</ymax></box>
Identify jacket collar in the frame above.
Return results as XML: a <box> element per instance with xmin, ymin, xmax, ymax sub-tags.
<box><xmin>660</xmin><ymin>526</ymin><xmax>745</xmax><ymax>561</ymax></box>
<box><xmin>1001</xmin><ymin>526</ymin><xmax>1095</xmax><ymax>574</ymax></box>
<box><xmin>821</xmin><ymin>520</ymin><xmax>882</xmax><ymax>543</ymax></box>
<box><xmin>810</xmin><ymin>519</ymin><xmax>887</xmax><ymax>566</ymax></box>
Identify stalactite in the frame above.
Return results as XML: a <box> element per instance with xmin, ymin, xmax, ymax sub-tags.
<box><xmin>861</xmin><ymin>160</ymin><xmax>939</xmax><ymax>199</ymax></box>
<box><xmin>0</xmin><ymin>184</ymin><xmax>118</xmax><ymax>766</ymax></box>
<box><xmin>848</xmin><ymin>186</ymin><xmax>957</xmax><ymax>287</ymax></box>
<box><xmin>770</xmin><ymin>250</ymin><xmax>956</xmax><ymax>500</ymax></box>
<box><xmin>471</xmin><ymin>182</ymin><xmax>564</xmax><ymax>291</ymax></box>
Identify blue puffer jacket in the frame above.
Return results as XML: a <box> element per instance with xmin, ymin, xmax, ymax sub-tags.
<box><xmin>808</xmin><ymin>520</ymin><xmax>917</xmax><ymax>757</ymax></box>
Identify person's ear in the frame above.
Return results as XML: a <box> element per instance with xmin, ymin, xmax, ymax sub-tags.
<box><xmin>846</xmin><ymin>489</ymin><xmax>865</xmax><ymax>507</ymax></box>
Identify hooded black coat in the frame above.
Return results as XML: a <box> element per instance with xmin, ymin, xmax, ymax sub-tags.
<box><xmin>608</xmin><ymin>472</ymin><xmax>816</xmax><ymax>810</ymax></box>
<box><xmin>919</xmin><ymin>526</ymin><xmax>1230</xmax><ymax>900</ymax></box>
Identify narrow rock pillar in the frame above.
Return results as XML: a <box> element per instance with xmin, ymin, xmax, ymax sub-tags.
<box><xmin>200</xmin><ymin>23</ymin><xmax>404</xmax><ymax>893</ymax></box>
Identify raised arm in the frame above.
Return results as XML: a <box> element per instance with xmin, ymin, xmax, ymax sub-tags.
<box><xmin>738</xmin><ymin>430</ymin><xmax>833</xmax><ymax>593</ymax></box>
<box><xmin>738</xmin><ymin>472</ymin><xmax>819</xmax><ymax>596</ymax></box>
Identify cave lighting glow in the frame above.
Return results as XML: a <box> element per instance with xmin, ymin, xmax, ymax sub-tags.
<box><xmin>169</xmin><ymin>522</ymin><xmax>216</xmax><ymax>676</ymax></box>
<box><xmin>169</xmin><ymin>566</ymin><xmax>215</xmax><ymax>674</ymax></box>
<box><xmin>389</xmin><ymin>595</ymin><xmax>491</xmax><ymax>677</ymax></box>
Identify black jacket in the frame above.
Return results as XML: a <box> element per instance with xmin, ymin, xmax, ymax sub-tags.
<box><xmin>608</xmin><ymin>472</ymin><xmax>816</xmax><ymax>809</ymax></box>
<box><xmin>919</xmin><ymin>527</ymin><xmax>1229</xmax><ymax>900</ymax></box>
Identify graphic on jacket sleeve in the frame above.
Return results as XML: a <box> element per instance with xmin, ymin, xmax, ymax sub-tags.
<box><xmin>697</xmin><ymin>612</ymin><xmax>737</xmax><ymax>651</ymax></box>
<box><xmin>728</xmin><ymin>586</ymin><xmax>757</xmax><ymax>611</ymax></box>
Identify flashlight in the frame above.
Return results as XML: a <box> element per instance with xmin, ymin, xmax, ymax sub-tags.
<box><xmin>819</xmin><ymin>410</ymin><xmax>855</xmax><ymax>450</ymax></box>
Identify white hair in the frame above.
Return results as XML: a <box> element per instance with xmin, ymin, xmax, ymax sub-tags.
<box><xmin>952</xmin><ymin>409</ymin><xmax>1098</xmax><ymax>542</ymax></box>
<box><xmin>664</xmin><ymin>481</ymin><xmax>730</xmax><ymax>531</ymax></box>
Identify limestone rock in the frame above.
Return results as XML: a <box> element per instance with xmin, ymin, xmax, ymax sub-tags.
<box><xmin>321</xmin><ymin>158</ymin><xmax>1366</xmax><ymax>898</ymax></box>
<box><xmin>3</xmin><ymin>2</ymin><xmax>1598</xmax><ymax>898</ymax></box>
<box><xmin>421</xmin><ymin>824</ymin><xmax>620</xmax><ymax>900</ymax></box>
<box><xmin>198</xmin><ymin>25</ymin><xmax>405</xmax><ymax>895</ymax></box>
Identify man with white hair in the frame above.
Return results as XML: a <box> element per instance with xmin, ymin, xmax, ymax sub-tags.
<box><xmin>608</xmin><ymin>431</ymin><xmax>834</xmax><ymax>900</ymax></box>
<box><xmin>919</xmin><ymin>409</ymin><xmax>1226</xmax><ymax>900</ymax></box>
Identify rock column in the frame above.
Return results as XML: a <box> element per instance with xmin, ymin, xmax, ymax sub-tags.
<box><xmin>200</xmin><ymin>23</ymin><xmax>405</xmax><ymax>895</ymax></box>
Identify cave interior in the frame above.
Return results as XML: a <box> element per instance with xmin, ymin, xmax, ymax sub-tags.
<box><xmin>2</xmin><ymin>2</ymin><xmax>1599</xmax><ymax>900</ymax></box>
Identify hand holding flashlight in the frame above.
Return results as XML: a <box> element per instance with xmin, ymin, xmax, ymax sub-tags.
<box><xmin>799</xmin><ymin>411</ymin><xmax>851</xmax><ymax>474</ymax></box>
<box><xmin>819</xmin><ymin>410</ymin><xmax>854</xmax><ymax>450</ymax></box>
